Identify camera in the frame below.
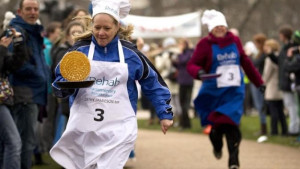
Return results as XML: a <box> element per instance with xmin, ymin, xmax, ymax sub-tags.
<box><xmin>5</xmin><ymin>29</ymin><xmax>13</xmax><ymax>37</ymax></box>
<box><xmin>1</xmin><ymin>28</ymin><xmax>13</xmax><ymax>38</ymax></box>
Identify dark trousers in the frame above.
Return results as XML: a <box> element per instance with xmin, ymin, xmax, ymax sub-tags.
<box><xmin>11</xmin><ymin>103</ymin><xmax>38</xmax><ymax>169</ymax></box>
<box><xmin>243</xmin><ymin>83</ymin><xmax>253</xmax><ymax>115</ymax></box>
<box><xmin>179</xmin><ymin>85</ymin><xmax>193</xmax><ymax>128</ymax></box>
<box><xmin>267</xmin><ymin>100</ymin><xmax>287</xmax><ymax>135</ymax></box>
<box><xmin>209</xmin><ymin>124</ymin><xmax>241</xmax><ymax>167</ymax></box>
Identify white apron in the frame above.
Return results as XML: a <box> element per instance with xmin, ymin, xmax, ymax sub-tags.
<box><xmin>50</xmin><ymin>41</ymin><xmax>137</xmax><ymax>169</ymax></box>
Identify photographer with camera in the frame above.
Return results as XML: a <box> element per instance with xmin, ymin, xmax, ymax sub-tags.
<box><xmin>7</xmin><ymin>0</ymin><xmax>49</xmax><ymax>168</ymax></box>
<box><xmin>0</xmin><ymin>27</ymin><xmax>26</xmax><ymax>169</ymax></box>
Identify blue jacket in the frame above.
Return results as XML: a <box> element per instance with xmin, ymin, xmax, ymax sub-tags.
<box><xmin>43</xmin><ymin>37</ymin><xmax>53</xmax><ymax>94</ymax></box>
<box><xmin>9</xmin><ymin>15</ymin><xmax>49</xmax><ymax>105</ymax></box>
<box><xmin>43</xmin><ymin>37</ymin><xmax>52</xmax><ymax>66</ymax></box>
<box><xmin>53</xmin><ymin>36</ymin><xmax>173</xmax><ymax>120</ymax></box>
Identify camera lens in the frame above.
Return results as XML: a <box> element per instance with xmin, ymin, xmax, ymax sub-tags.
<box><xmin>6</xmin><ymin>29</ymin><xmax>13</xmax><ymax>37</ymax></box>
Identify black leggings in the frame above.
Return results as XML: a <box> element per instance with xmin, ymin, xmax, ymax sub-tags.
<box><xmin>179</xmin><ymin>85</ymin><xmax>193</xmax><ymax>128</ymax></box>
<box><xmin>209</xmin><ymin>124</ymin><xmax>242</xmax><ymax>167</ymax></box>
<box><xmin>267</xmin><ymin>100</ymin><xmax>287</xmax><ymax>135</ymax></box>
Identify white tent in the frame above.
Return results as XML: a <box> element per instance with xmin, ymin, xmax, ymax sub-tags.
<box><xmin>122</xmin><ymin>11</ymin><xmax>201</xmax><ymax>39</ymax></box>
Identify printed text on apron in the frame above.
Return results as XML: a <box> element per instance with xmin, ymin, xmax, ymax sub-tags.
<box><xmin>50</xmin><ymin>40</ymin><xmax>137</xmax><ymax>169</ymax></box>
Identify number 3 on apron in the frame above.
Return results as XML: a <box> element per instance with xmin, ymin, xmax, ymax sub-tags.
<box><xmin>50</xmin><ymin>40</ymin><xmax>137</xmax><ymax>169</ymax></box>
<box><xmin>216</xmin><ymin>65</ymin><xmax>241</xmax><ymax>88</ymax></box>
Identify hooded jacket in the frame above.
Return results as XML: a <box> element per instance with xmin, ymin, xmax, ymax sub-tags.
<box><xmin>9</xmin><ymin>15</ymin><xmax>49</xmax><ymax>105</ymax></box>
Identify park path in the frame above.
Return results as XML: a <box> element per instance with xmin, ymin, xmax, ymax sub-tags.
<box><xmin>125</xmin><ymin>129</ymin><xmax>300</xmax><ymax>169</ymax></box>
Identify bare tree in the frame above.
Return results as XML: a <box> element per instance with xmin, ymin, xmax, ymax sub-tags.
<box><xmin>238</xmin><ymin>0</ymin><xmax>261</xmax><ymax>35</ymax></box>
<box><xmin>149</xmin><ymin>0</ymin><xmax>163</xmax><ymax>16</ymax></box>
<box><xmin>130</xmin><ymin>0</ymin><xmax>300</xmax><ymax>42</ymax></box>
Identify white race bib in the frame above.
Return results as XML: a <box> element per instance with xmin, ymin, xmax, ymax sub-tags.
<box><xmin>216</xmin><ymin>65</ymin><xmax>241</xmax><ymax>88</ymax></box>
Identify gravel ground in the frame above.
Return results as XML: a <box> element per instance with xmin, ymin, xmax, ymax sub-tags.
<box><xmin>125</xmin><ymin>129</ymin><xmax>300</xmax><ymax>169</ymax></box>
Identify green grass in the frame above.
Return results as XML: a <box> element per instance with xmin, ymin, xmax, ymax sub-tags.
<box><xmin>32</xmin><ymin>155</ymin><xmax>61</xmax><ymax>169</ymax></box>
<box><xmin>32</xmin><ymin>115</ymin><xmax>300</xmax><ymax>169</ymax></box>
<box><xmin>240</xmin><ymin>115</ymin><xmax>300</xmax><ymax>147</ymax></box>
<box><xmin>138</xmin><ymin>115</ymin><xmax>300</xmax><ymax>148</ymax></box>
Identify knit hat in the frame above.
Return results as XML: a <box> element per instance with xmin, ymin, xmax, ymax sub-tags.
<box><xmin>3</xmin><ymin>11</ymin><xmax>15</xmax><ymax>30</ymax></box>
<box><xmin>91</xmin><ymin>0</ymin><xmax>131</xmax><ymax>22</ymax></box>
<box><xmin>201</xmin><ymin>9</ymin><xmax>228</xmax><ymax>32</ymax></box>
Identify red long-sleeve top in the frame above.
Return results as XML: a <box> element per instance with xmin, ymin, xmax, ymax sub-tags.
<box><xmin>187</xmin><ymin>31</ymin><xmax>263</xmax><ymax>87</ymax></box>
<box><xmin>187</xmin><ymin>32</ymin><xmax>264</xmax><ymax>126</ymax></box>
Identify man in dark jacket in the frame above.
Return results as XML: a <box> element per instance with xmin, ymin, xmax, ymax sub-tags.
<box><xmin>8</xmin><ymin>0</ymin><xmax>49</xmax><ymax>168</ymax></box>
<box><xmin>268</xmin><ymin>25</ymin><xmax>300</xmax><ymax>136</ymax></box>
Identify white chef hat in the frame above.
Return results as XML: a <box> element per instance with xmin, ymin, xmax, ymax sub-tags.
<box><xmin>91</xmin><ymin>0</ymin><xmax>131</xmax><ymax>23</ymax></box>
<box><xmin>201</xmin><ymin>9</ymin><xmax>228</xmax><ymax>32</ymax></box>
<box><xmin>163</xmin><ymin>37</ymin><xmax>176</xmax><ymax>48</ymax></box>
<box><xmin>3</xmin><ymin>11</ymin><xmax>15</xmax><ymax>30</ymax></box>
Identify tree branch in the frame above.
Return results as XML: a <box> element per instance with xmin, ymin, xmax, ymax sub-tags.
<box><xmin>238</xmin><ymin>0</ymin><xmax>261</xmax><ymax>35</ymax></box>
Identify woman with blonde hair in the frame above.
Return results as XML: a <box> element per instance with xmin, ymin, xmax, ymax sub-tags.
<box><xmin>62</xmin><ymin>9</ymin><xmax>91</xmax><ymax>29</ymax></box>
<box><xmin>50</xmin><ymin>0</ymin><xmax>173</xmax><ymax>168</ymax></box>
<box><xmin>263</xmin><ymin>39</ymin><xmax>288</xmax><ymax>136</ymax></box>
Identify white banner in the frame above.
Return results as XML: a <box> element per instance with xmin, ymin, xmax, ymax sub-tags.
<box><xmin>122</xmin><ymin>11</ymin><xmax>201</xmax><ymax>38</ymax></box>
